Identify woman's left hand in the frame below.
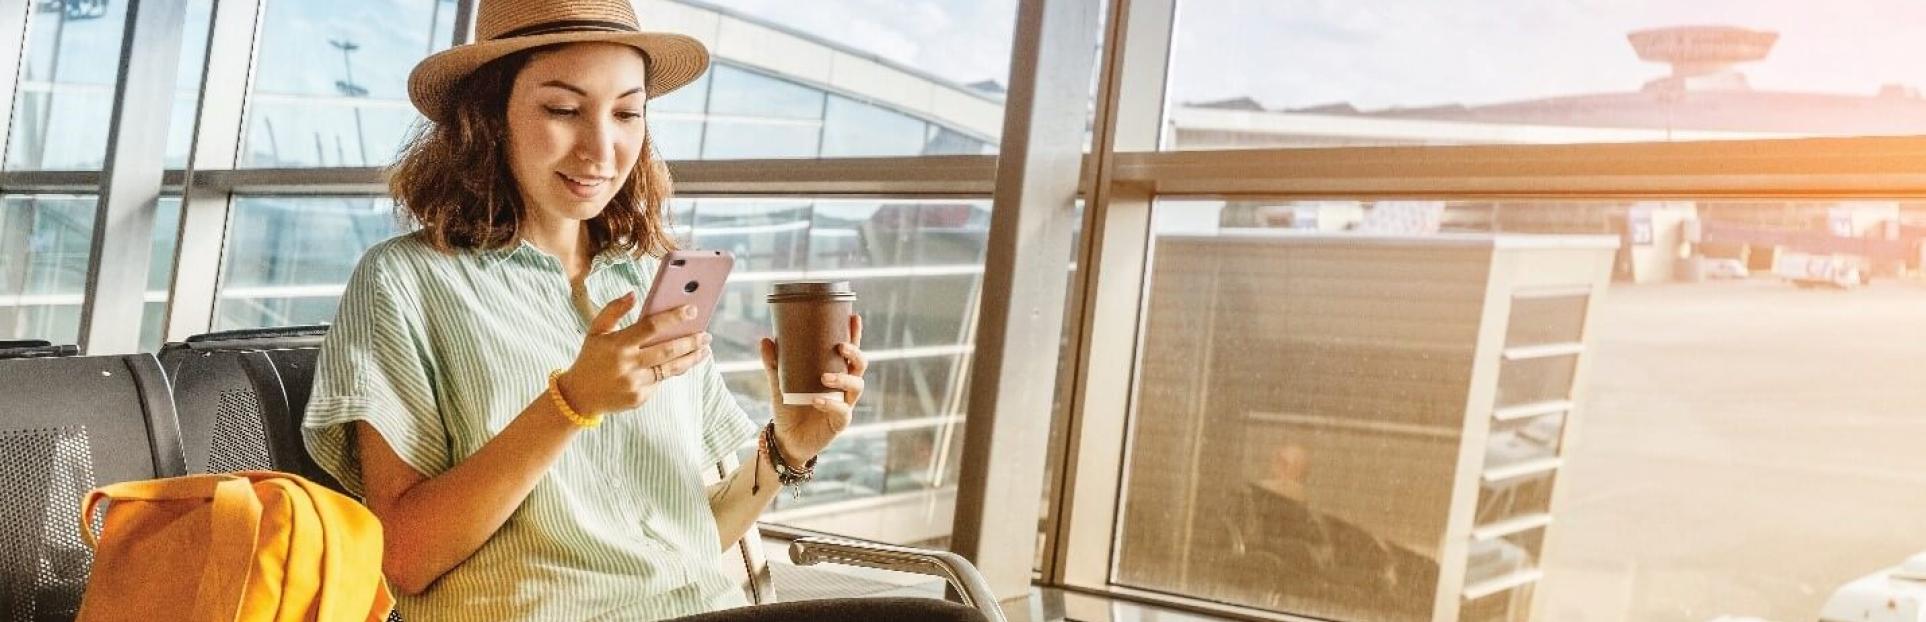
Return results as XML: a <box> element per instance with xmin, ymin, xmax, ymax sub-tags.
<box><xmin>759</xmin><ymin>314</ymin><xmax>865</xmax><ymax>464</ymax></box>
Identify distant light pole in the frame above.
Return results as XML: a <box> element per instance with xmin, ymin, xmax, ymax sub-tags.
<box><xmin>330</xmin><ymin>37</ymin><xmax>370</xmax><ymax>165</ymax></box>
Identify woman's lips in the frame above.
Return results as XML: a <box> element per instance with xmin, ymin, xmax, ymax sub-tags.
<box><xmin>557</xmin><ymin>172</ymin><xmax>606</xmax><ymax>199</ymax></box>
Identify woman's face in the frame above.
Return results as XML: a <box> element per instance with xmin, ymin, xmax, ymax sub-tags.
<box><xmin>504</xmin><ymin>43</ymin><xmax>650</xmax><ymax>224</ymax></box>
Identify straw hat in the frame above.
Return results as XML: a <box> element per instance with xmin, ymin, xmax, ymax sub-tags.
<box><xmin>407</xmin><ymin>0</ymin><xmax>710</xmax><ymax>123</ymax></box>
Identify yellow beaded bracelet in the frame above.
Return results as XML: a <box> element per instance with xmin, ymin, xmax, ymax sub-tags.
<box><xmin>546</xmin><ymin>370</ymin><xmax>601</xmax><ymax>429</ymax></box>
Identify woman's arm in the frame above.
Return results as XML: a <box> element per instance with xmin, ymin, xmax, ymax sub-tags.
<box><xmin>360</xmin><ymin>294</ymin><xmax>710</xmax><ymax>595</ymax></box>
<box><xmin>705</xmin><ymin>433</ymin><xmax>786</xmax><ymax>549</ymax></box>
<box><xmin>707</xmin><ymin>321</ymin><xmax>866</xmax><ymax>549</ymax></box>
<box><xmin>355</xmin><ymin>397</ymin><xmax>578</xmax><ymax>596</ymax></box>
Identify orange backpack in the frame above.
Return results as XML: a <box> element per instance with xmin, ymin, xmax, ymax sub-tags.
<box><xmin>73</xmin><ymin>471</ymin><xmax>395</xmax><ymax>622</ymax></box>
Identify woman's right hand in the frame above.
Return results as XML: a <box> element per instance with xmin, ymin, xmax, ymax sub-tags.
<box><xmin>555</xmin><ymin>292</ymin><xmax>713</xmax><ymax>416</ymax></box>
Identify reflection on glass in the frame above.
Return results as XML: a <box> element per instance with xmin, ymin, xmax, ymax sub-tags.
<box><xmin>688</xmin><ymin>198</ymin><xmax>987</xmax><ymax>543</ymax></box>
<box><xmin>1118</xmin><ymin>198</ymin><xmax>1926</xmax><ymax>622</ymax></box>
<box><xmin>5</xmin><ymin>0</ymin><xmax>126</xmax><ymax>170</ymax></box>
<box><xmin>1166</xmin><ymin>1</ymin><xmax>1926</xmax><ymax>150</ymax></box>
<box><xmin>822</xmin><ymin>96</ymin><xmax>930</xmax><ymax>157</ymax></box>
<box><xmin>216</xmin><ymin>197</ymin><xmax>404</xmax><ymax>329</ymax></box>
<box><xmin>236</xmin><ymin>1</ymin><xmax>1010</xmax><ymax>164</ymax></box>
<box><xmin>241</xmin><ymin>0</ymin><xmax>458</xmax><ymax>167</ymax></box>
<box><xmin>650</xmin><ymin>0</ymin><xmax>1011</xmax><ymax>157</ymax></box>
<box><xmin>3</xmin><ymin>0</ymin><xmax>211</xmax><ymax>170</ymax></box>
<box><xmin>0</xmin><ymin>195</ymin><xmax>180</xmax><ymax>352</ymax></box>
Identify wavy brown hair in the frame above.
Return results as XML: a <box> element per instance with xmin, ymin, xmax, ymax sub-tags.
<box><xmin>389</xmin><ymin>45</ymin><xmax>678</xmax><ymax>258</ymax></box>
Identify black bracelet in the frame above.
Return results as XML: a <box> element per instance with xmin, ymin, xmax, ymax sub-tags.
<box><xmin>763</xmin><ymin>422</ymin><xmax>816</xmax><ymax>497</ymax></box>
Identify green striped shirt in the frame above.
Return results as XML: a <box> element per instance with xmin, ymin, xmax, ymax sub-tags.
<box><xmin>303</xmin><ymin>233</ymin><xmax>759</xmax><ymax>621</ymax></box>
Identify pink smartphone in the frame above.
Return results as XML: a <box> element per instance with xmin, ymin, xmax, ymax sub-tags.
<box><xmin>637</xmin><ymin>249</ymin><xmax>735</xmax><ymax>347</ymax></box>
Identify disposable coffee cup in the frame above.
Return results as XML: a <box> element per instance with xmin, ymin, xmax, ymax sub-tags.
<box><xmin>767</xmin><ymin>281</ymin><xmax>857</xmax><ymax>406</ymax></box>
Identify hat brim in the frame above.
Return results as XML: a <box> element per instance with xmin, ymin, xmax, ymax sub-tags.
<box><xmin>408</xmin><ymin>30</ymin><xmax>710</xmax><ymax>123</ymax></box>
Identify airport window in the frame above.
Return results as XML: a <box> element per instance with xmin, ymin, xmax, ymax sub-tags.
<box><xmin>1113</xmin><ymin>198</ymin><xmax>1926</xmax><ymax>622</ymax></box>
<box><xmin>240</xmin><ymin>0</ymin><xmax>459</xmax><ymax>168</ymax></box>
<box><xmin>4</xmin><ymin>0</ymin><xmax>134</xmax><ymax>170</ymax></box>
<box><xmin>0</xmin><ymin>195</ymin><xmax>179</xmax><ymax>351</ymax></box>
<box><xmin>216</xmin><ymin>196</ymin><xmax>405</xmax><ymax>330</ymax></box>
<box><xmin>660</xmin><ymin>0</ymin><xmax>1014</xmax><ymax>156</ymax></box>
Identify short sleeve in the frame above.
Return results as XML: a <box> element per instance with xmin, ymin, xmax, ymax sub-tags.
<box><xmin>302</xmin><ymin>252</ymin><xmax>448</xmax><ymax>497</ymax></box>
<box><xmin>694</xmin><ymin>356</ymin><xmax>759</xmax><ymax>467</ymax></box>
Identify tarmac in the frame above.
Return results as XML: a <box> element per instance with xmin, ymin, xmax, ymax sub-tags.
<box><xmin>1535</xmin><ymin>278</ymin><xmax>1926</xmax><ymax>621</ymax></box>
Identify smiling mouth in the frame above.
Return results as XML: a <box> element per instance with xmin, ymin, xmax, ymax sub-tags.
<box><xmin>557</xmin><ymin>172</ymin><xmax>610</xmax><ymax>197</ymax></box>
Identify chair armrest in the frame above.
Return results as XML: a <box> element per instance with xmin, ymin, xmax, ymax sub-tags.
<box><xmin>788</xmin><ymin>536</ymin><xmax>1006</xmax><ymax>622</ymax></box>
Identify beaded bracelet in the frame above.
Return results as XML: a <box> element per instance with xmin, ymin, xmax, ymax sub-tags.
<box><xmin>763</xmin><ymin>422</ymin><xmax>817</xmax><ymax>498</ymax></box>
<box><xmin>546</xmin><ymin>370</ymin><xmax>602</xmax><ymax>429</ymax></box>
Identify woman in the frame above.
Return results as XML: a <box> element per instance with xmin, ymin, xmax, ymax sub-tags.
<box><xmin>301</xmin><ymin>1</ymin><xmax>866</xmax><ymax>619</ymax></box>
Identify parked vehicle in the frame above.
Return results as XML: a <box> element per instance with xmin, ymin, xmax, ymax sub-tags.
<box><xmin>1773</xmin><ymin>251</ymin><xmax>1868</xmax><ymax>289</ymax></box>
<box><xmin>1819</xmin><ymin>551</ymin><xmax>1926</xmax><ymax>622</ymax></box>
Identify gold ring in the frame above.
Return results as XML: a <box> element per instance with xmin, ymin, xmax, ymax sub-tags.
<box><xmin>652</xmin><ymin>364</ymin><xmax>665</xmax><ymax>383</ymax></box>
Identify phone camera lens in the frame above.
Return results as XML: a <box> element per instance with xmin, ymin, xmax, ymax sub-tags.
<box><xmin>683</xmin><ymin>280</ymin><xmax>699</xmax><ymax>294</ymax></box>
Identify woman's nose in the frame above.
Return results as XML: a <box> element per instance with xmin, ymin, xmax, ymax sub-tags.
<box><xmin>573</xmin><ymin>119</ymin><xmax>616</xmax><ymax>165</ymax></box>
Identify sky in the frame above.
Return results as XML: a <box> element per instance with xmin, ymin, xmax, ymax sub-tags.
<box><xmin>684</xmin><ymin>0</ymin><xmax>1926</xmax><ymax>111</ymax></box>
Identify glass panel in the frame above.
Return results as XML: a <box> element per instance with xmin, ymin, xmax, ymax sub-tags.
<box><xmin>6</xmin><ymin>0</ymin><xmax>129</xmax><ymax>170</ymax></box>
<box><xmin>821</xmin><ymin>95</ymin><xmax>931</xmax><ymax>157</ymax></box>
<box><xmin>1495</xmin><ymin>355</ymin><xmax>1578</xmax><ymax>408</ymax></box>
<box><xmin>1505</xmin><ymin>293</ymin><xmax>1589</xmax><ymax>348</ymax></box>
<box><xmin>658</xmin><ymin>0</ymin><xmax>1014</xmax><ymax>157</ymax></box>
<box><xmin>216</xmin><ymin>196</ymin><xmax>405</xmax><ymax>329</ymax></box>
<box><xmin>1474</xmin><ymin>472</ymin><xmax>1554</xmax><ymax>529</ymax></box>
<box><xmin>241</xmin><ymin>0</ymin><xmax>458</xmax><ymax>167</ymax></box>
<box><xmin>1165</xmin><ymin>1</ymin><xmax>1926</xmax><ymax>150</ymax></box>
<box><xmin>684</xmin><ymin>198</ymin><xmax>987</xmax><ymax>545</ymax></box>
<box><xmin>0</xmin><ymin>195</ymin><xmax>95</xmax><ymax>343</ymax></box>
<box><xmin>0</xmin><ymin>194</ymin><xmax>174</xmax><ymax>351</ymax></box>
<box><xmin>698</xmin><ymin>66</ymin><xmax>823</xmax><ymax>159</ymax></box>
<box><xmin>1466</xmin><ymin>528</ymin><xmax>1546</xmax><ymax>606</ymax></box>
<box><xmin>1485</xmin><ymin>413</ymin><xmax>1565</xmax><ymax>472</ymax></box>
<box><xmin>3</xmin><ymin>0</ymin><xmax>210</xmax><ymax>170</ymax></box>
<box><xmin>1116</xmin><ymin>197</ymin><xmax>1926</xmax><ymax>622</ymax></box>
<box><xmin>223</xmin><ymin>195</ymin><xmax>995</xmax><ymax>547</ymax></box>
<box><xmin>141</xmin><ymin>197</ymin><xmax>181</xmax><ymax>352</ymax></box>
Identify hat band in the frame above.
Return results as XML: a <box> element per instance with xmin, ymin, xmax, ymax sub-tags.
<box><xmin>491</xmin><ymin>19</ymin><xmax>639</xmax><ymax>41</ymax></box>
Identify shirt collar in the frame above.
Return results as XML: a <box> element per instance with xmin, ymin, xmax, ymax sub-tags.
<box><xmin>476</xmin><ymin>239</ymin><xmax>638</xmax><ymax>275</ymax></box>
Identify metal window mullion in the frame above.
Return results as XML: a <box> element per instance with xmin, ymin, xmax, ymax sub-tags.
<box><xmin>187</xmin><ymin>156</ymin><xmax>1007</xmax><ymax>196</ymax></box>
<box><xmin>1048</xmin><ymin>0</ymin><xmax>1175</xmax><ymax>591</ymax></box>
<box><xmin>0</xmin><ymin>0</ymin><xmax>32</xmax><ymax>169</ymax></box>
<box><xmin>949</xmin><ymin>0</ymin><xmax>1103</xmax><ymax>601</ymax></box>
<box><xmin>1111</xmin><ymin>136</ymin><xmax>1926</xmax><ymax>199</ymax></box>
<box><xmin>452</xmin><ymin>0</ymin><xmax>477</xmax><ymax>46</ymax></box>
<box><xmin>77</xmin><ymin>0</ymin><xmax>190</xmax><ymax>354</ymax></box>
<box><xmin>164</xmin><ymin>0</ymin><xmax>265</xmax><ymax>343</ymax></box>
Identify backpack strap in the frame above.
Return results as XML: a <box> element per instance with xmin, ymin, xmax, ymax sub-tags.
<box><xmin>189</xmin><ymin>476</ymin><xmax>264</xmax><ymax>621</ymax></box>
<box><xmin>78</xmin><ymin>474</ymin><xmax>239</xmax><ymax>548</ymax></box>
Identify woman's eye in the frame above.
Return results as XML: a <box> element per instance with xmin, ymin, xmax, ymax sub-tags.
<box><xmin>543</xmin><ymin>106</ymin><xmax>579</xmax><ymax>117</ymax></box>
<box><xmin>615</xmin><ymin>110</ymin><xmax>643</xmax><ymax>122</ymax></box>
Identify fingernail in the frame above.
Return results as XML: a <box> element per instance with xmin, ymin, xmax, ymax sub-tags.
<box><xmin>813</xmin><ymin>397</ymin><xmax>828</xmax><ymax>406</ymax></box>
<box><xmin>700</xmin><ymin>333</ymin><xmax>713</xmax><ymax>344</ymax></box>
<box><xmin>683</xmin><ymin>305</ymin><xmax>698</xmax><ymax>318</ymax></box>
<box><xmin>821</xmin><ymin>373</ymin><xmax>837</xmax><ymax>385</ymax></box>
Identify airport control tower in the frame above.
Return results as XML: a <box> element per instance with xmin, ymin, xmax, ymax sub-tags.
<box><xmin>1629</xmin><ymin>25</ymin><xmax>1779</xmax><ymax>93</ymax></box>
